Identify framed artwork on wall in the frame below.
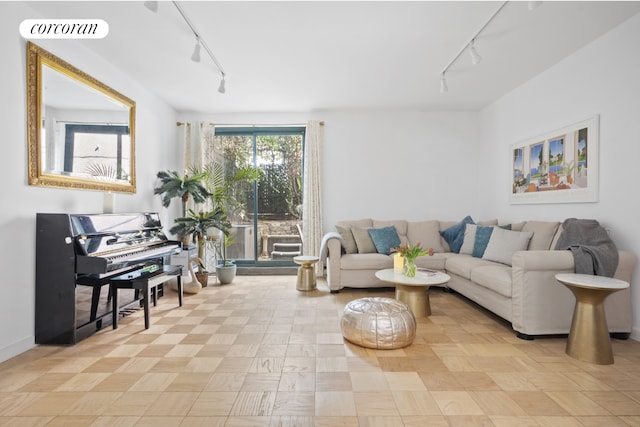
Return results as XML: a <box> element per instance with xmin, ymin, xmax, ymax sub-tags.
<box><xmin>509</xmin><ymin>115</ymin><xmax>599</xmax><ymax>204</ymax></box>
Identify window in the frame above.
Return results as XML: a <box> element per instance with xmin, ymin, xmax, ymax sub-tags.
<box><xmin>64</xmin><ymin>124</ymin><xmax>131</xmax><ymax>180</ymax></box>
<box><xmin>212</xmin><ymin>127</ymin><xmax>305</xmax><ymax>266</ymax></box>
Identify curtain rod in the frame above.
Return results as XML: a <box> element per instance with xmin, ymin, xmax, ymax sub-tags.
<box><xmin>176</xmin><ymin>121</ymin><xmax>324</xmax><ymax>126</ymax></box>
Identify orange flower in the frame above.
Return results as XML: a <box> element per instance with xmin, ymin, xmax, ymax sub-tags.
<box><xmin>390</xmin><ymin>243</ymin><xmax>434</xmax><ymax>260</ymax></box>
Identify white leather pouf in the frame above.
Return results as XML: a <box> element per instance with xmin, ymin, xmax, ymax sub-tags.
<box><xmin>341</xmin><ymin>297</ymin><xmax>416</xmax><ymax>349</ymax></box>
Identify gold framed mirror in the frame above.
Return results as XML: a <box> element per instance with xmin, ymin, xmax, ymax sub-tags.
<box><xmin>27</xmin><ymin>42</ymin><xmax>136</xmax><ymax>193</ymax></box>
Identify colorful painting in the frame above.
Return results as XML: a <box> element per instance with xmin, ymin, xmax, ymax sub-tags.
<box><xmin>509</xmin><ymin>115</ymin><xmax>599</xmax><ymax>204</ymax></box>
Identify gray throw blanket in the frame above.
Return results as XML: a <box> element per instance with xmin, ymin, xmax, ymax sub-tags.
<box><xmin>318</xmin><ymin>231</ymin><xmax>344</xmax><ymax>271</ymax></box>
<box><xmin>554</xmin><ymin>218</ymin><xmax>618</xmax><ymax>277</ymax></box>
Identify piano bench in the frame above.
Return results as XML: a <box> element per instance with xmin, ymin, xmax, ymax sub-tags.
<box><xmin>110</xmin><ymin>265</ymin><xmax>183</xmax><ymax>330</ymax></box>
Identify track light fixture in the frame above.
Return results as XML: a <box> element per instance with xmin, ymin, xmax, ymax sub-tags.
<box><xmin>469</xmin><ymin>39</ymin><xmax>482</xmax><ymax>65</ymax></box>
<box><xmin>439</xmin><ymin>1</ymin><xmax>507</xmax><ymax>93</ymax></box>
<box><xmin>440</xmin><ymin>74</ymin><xmax>448</xmax><ymax>94</ymax></box>
<box><xmin>145</xmin><ymin>1</ymin><xmax>227</xmax><ymax>94</ymax></box>
<box><xmin>191</xmin><ymin>38</ymin><xmax>201</xmax><ymax>62</ymax></box>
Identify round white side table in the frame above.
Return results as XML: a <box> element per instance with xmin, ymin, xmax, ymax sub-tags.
<box><xmin>294</xmin><ymin>256</ymin><xmax>319</xmax><ymax>291</ymax></box>
<box><xmin>555</xmin><ymin>273</ymin><xmax>629</xmax><ymax>365</ymax></box>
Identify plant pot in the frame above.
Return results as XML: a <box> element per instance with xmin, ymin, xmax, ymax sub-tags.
<box><xmin>217</xmin><ymin>264</ymin><xmax>237</xmax><ymax>284</ymax></box>
<box><xmin>180</xmin><ymin>234</ymin><xmax>191</xmax><ymax>248</ymax></box>
<box><xmin>195</xmin><ymin>271</ymin><xmax>209</xmax><ymax>287</ymax></box>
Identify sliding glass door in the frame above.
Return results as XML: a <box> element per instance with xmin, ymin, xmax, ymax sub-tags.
<box><xmin>212</xmin><ymin>127</ymin><xmax>305</xmax><ymax>266</ymax></box>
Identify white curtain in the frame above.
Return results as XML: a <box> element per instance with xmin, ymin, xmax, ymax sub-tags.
<box><xmin>302</xmin><ymin>120</ymin><xmax>324</xmax><ymax>275</ymax></box>
<box><xmin>178</xmin><ymin>122</ymin><xmax>216</xmax><ymax>213</ymax></box>
<box><xmin>176</xmin><ymin>122</ymin><xmax>192</xmax><ymax>216</ymax></box>
<box><xmin>179</xmin><ymin>122</ymin><xmax>192</xmax><ymax>174</ymax></box>
<box><xmin>178</xmin><ymin>121</ymin><xmax>215</xmax><ymax>171</ymax></box>
<box><xmin>197</xmin><ymin>122</ymin><xmax>216</xmax><ymax>171</ymax></box>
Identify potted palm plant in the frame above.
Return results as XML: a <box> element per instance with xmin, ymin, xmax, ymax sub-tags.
<box><xmin>169</xmin><ymin>208</ymin><xmax>231</xmax><ymax>287</ymax></box>
<box><xmin>200</xmin><ymin>162</ymin><xmax>261</xmax><ymax>284</ymax></box>
<box><xmin>154</xmin><ymin>170</ymin><xmax>211</xmax><ymax>217</ymax></box>
<box><xmin>202</xmin><ymin>162</ymin><xmax>261</xmax><ymax>221</ymax></box>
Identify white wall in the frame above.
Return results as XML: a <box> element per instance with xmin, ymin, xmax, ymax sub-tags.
<box><xmin>478</xmin><ymin>14</ymin><xmax>640</xmax><ymax>337</ymax></box>
<box><xmin>0</xmin><ymin>3</ymin><xmax>179</xmax><ymax>362</ymax></box>
<box><xmin>178</xmin><ymin>109</ymin><xmax>481</xmax><ymax>232</ymax></box>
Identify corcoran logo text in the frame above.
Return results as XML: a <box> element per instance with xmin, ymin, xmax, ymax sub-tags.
<box><xmin>20</xmin><ymin>19</ymin><xmax>109</xmax><ymax>39</ymax></box>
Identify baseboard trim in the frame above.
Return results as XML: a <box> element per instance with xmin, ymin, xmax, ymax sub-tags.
<box><xmin>237</xmin><ymin>266</ymin><xmax>297</xmax><ymax>275</ymax></box>
<box><xmin>631</xmin><ymin>327</ymin><xmax>640</xmax><ymax>341</ymax></box>
<box><xmin>0</xmin><ymin>336</ymin><xmax>35</xmax><ymax>364</ymax></box>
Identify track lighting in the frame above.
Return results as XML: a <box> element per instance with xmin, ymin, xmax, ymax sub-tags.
<box><xmin>144</xmin><ymin>1</ymin><xmax>158</xmax><ymax>13</ymax></box>
<box><xmin>146</xmin><ymin>1</ymin><xmax>227</xmax><ymax>94</ymax></box>
<box><xmin>439</xmin><ymin>1</ymin><xmax>507</xmax><ymax>94</ymax></box>
<box><xmin>469</xmin><ymin>39</ymin><xmax>482</xmax><ymax>65</ymax></box>
<box><xmin>440</xmin><ymin>74</ymin><xmax>448</xmax><ymax>94</ymax></box>
<box><xmin>191</xmin><ymin>38</ymin><xmax>201</xmax><ymax>62</ymax></box>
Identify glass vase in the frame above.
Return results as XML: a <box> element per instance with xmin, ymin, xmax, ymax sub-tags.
<box><xmin>404</xmin><ymin>257</ymin><xmax>417</xmax><ymax>277</ymax></box>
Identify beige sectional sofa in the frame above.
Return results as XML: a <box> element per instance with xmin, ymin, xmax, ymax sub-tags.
<box><xmin>323</xmin><ymin>218</ymin><xmax>636</xmax><ymax>339</ymax></box>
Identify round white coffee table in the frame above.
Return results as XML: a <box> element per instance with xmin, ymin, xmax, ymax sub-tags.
<box><xmin>555</xmin><ymin>273</ymin><xmax>629</xmax><ymax>365</ymax></box>
<box><xmin>375</xmin><ymin>269</ymin><xmax>450</xmax><ymax>317</ymax></box>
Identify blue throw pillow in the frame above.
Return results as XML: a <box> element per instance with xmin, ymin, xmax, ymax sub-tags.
<box><xmin>472</xmin><ymin>226</ymin><xmax>494</xmax><ymax>258</ymax></box>
<box><xmin>368</xmin><ymin>226</ymin><xmax>401</xmax><ymax>255</ymax></box>
<box><xmin>440</xmin><ymin>216</ymin><xmax>474</xmax><ymax>253</ymax></box>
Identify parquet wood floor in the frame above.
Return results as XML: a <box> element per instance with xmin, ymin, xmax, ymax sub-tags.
<box><xmin>2</xmin><ymin>275</ymin><xmax>640</xmax><ymax>426</ymax></box>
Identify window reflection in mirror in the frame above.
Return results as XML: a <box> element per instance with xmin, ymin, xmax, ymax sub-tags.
<box><xmin>27</xmin><ymin>42</ymin><xmax>136</xmax><ymax>193</ymax></box>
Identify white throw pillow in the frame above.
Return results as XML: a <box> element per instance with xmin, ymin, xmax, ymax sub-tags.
<box><xmin>482</xmin><ymin>228</ymin><xmax>534</xmax><ymax>266</ymax></box>
<box><xmin>459</xmin><ymin>224</ymin><xmax>478</xmax><ymax>255</ymax></box>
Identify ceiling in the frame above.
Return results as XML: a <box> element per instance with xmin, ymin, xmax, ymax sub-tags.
<box><xmin>25</xmin><ymin>1</ymin><xmax>640</xmax><ymax>114</ymax></box>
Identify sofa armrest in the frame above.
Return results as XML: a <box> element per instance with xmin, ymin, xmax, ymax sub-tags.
<box><xmin>325</xmin><ymin>234</ymin><xmax>344</xmax><ymax>292</ymax></box>
<box><xmin>510</xmin><ymin>250</ymin><xmax>635</xmax><ymax>336</ymax></box>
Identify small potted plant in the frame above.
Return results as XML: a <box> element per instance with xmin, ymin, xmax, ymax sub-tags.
<box><xmin>216</xmin><ymin>233</ymin><xmax>237</xmax><ymax>284</ymax></box>
<box><xmin>561</xmin><ymin>160</ymin><xmax>576</xmax><ymax>184</ymax></box>
<box><xmin>169</xmin><ymin>208</ymin><xmax>230</xmax><ymax>287</ymax></box>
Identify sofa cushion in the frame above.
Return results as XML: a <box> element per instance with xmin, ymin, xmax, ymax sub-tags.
<box><xmin>521</xmin><ymin>221</ymin><xmax>560</xmax><ymax>250</ymax></box>
<box><xmin>352</xmin><ymin>226</ymin><xmax>377</xmax><ymax>254</ymax></box>
<box><xmin>336</xmin><ymin>218</ymin><xmax>373</xmax><ymax>229</ymax></box>
<box><xmin>373</xmin><ymin>220</ymin><xmax>409</xmax><ymax>245</ymax></box>
<box><xmin>461</xmin><ymin>224</ymin><xmax>513</xmax><ymax>258</ymax></box>
<box><xmin>478</xmin><ymin>219</ymin><xmax>499</xmax><ymax>226</ymax></box>
<box><xmin>414</xmin><ymin>253</ymin><xmax>447</xmax><ymax>270</ymax></box>
<box><xmin>445</xmin><ymin>254</ymin><xmax>496</xmax><ymax>280</ymax></box>
<box><xmin>511</xmin><ymin>221</ymin><xmax>527</xmax><ymax>231</ymax></box>
<box><xmin>440</xmin><ymin>216</ymin><xmax>474</xmax><ymax>253</ymax></box>
<box><xmin>335</xmin><ymin>225</ymin><xmax>357</xmax><ymax>254</ymax></box>
<box><xmin>341</xmin><ymin>253</ymin><xmax>392</xmax><ymax>270</ymax></box>
<box><xmin>473</xmin><ymin>226</ymin><xmax>494</xmax><ymax>258</ymax></box>
<box><xmin>550</xmin><ymin>224</ymin><xmax>563</xmax><ymax>250</ymax></box>
<box><xmin>482</xmin><ymin>228</ymin><xmax>534</xmax><ymax>266</ymax></box>
<box><xmin>459</xmin><ymin>224</ymin><xmax>478</xmax><ymax>255</ymax></box>
<box><xmin>368</xmin><ymin>226</ymin><xmax>401</xmax><ymax>255</ymax></box>
<box><xmin>407</xmin><ymin>220</ymin><xmax>444</xmax><ymax>253</ymax></box>
<box><xmin>470</xmin><ymin>264</ymin><xmax>513</xmax><ymax>298</ymax></box>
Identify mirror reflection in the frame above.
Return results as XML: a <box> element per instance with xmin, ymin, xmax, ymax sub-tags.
<box><xmin>27</xmin><ymin>42</ymin><xmax>136</xmax><ymax>193</ymax></box>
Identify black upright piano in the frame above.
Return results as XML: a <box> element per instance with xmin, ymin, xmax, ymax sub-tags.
<box><xmin>35</xmin><ymin>212</ymin><xmax>181</xmax><ymax>344</ymax></box>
